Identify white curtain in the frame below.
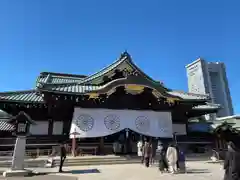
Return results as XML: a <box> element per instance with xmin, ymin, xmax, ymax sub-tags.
<box><xmin>30</xmin><ymin>121</ymin><xmax>48</xmax><ymax>135</ymax></box>
<box><xmin>52</xmin><ymin>121</ymin><xmax>63</xmax><ymax>135</ymax></box>
<box><xmin>69</xmin><ymin>108</ymin><xmax>173</xmax><ymax>138</ymax></box>
<box><xmin>172</xmin><ymin>124</ymin><xmax>187</xmax><ymax>135</ymax></box>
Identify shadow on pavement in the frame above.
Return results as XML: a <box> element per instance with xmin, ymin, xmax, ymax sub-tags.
<box><xmin>1</xmin><ymin>175</ymin><xmax>77</xmax><ymax>180</ymax></box>
<box><xmin>186</xmin><ymin>158</ymin><xmax>210</xmax><ymax>162</ymax></box>
<box><xmin>186</xmin><ymin>168</ymin><xmax>210</xmax><ymax>174</ymax></box>
<box><xmin>64</xmin><ymin>168</ymin><xmax>100</xmax><ymax>174</ymax></box>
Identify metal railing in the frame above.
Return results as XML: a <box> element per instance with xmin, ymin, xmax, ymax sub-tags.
<box><xmin>0</xmin><ymin>149</ymin><xmax>54</xmax><ymax>160</ymax></box>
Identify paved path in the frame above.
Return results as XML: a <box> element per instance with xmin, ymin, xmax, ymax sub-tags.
<box><xmin>0</xmin><ymin>175</ymin><xmax>77</xmax><ymax>180</ymax></box>
<box><xmin>0</xmin><ymin>161</ymin><xmax>224</xmax><ymax>180</ymax></box>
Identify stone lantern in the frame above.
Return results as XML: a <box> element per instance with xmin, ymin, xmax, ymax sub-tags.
<box><xmin>9</xmin><ymin>111</ymin><xmax>35</xmax><ymax>137</ymax></box>
<box><xmin>3</xmin><ymin>111</ymin><xmax>36</xmax><ymax>177</ymax></box>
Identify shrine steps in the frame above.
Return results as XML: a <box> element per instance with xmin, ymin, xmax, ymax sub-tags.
<box><xmin>0</xmin><ymin>155</ymin><xmax>141</xmax><ymax>168</ymax></box>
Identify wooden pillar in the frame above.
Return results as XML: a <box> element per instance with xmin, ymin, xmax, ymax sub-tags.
<box><xmin>71</xmin><ymin>130</ymin><xmax>79</xmax><ymax>157</ymax></box>
<box><xmin>47</xmin><ymin>105</ymin><xmax>53</xmax><ymax>135</ymax></box>
<box><xmin>72</xmin><ymin>134</ymin><xmax>76</xmax><ymax>157</ymax></box>
<box><xmin>99</xmin><ymin>137</ymin><xmax>104</xmax><ymax>155</ymax></box>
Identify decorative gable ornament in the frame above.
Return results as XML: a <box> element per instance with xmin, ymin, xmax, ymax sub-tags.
<box><xmin>123</xmin><ymin>69</ymin><xmax>140</xmax><ymax>78</ymax></box>
<box><xmin>87</xmin><ymin>93</ymin><xmax>99</xmax><ymax>99</ymax></box>
<box><xmin>166</xmin><ymin>97</ymin><xmax>180</xmax><ymax>104</ymax></box>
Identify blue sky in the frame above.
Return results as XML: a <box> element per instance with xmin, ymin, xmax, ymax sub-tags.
<box><xmin>0</xmin><ymin>0</ymin><xmax>239</xmax><ymax>113</ymax></box>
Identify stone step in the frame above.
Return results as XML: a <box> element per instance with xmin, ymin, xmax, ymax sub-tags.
<box><xmin>0</xmin><ymin>156</ymin><xmax>134</xmax><ymax>163</ymax></box>
<box><xmin>0</xmin><ymin>156</ymin><xmax>141</xmax><ymax>168</ymax></box>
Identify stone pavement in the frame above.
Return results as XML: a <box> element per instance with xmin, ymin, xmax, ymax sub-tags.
<box><xmin>0</xmin><ymin>161</ymin><xmax>224</xmax><ymax>180</ymax></box>
<box><xmin>0</xmin><ymin>175</ymin><xmax>77</xmax><ymax>180</ymax></box>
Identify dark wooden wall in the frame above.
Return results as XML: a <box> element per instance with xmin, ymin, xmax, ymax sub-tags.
<box><xmin>0</xmin><ymin>87</ymin><xmax>193</xmax><ymax>143</ymax></box>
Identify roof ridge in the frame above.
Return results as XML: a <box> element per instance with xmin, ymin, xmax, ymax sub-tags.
<box><xmin>50</xmin><ymin>75</ymin><xmax>84</xmax><ymax>80</ymax></box>
<box><xmin>40</xmin><ymin>72</ymin><xmax>87</xmax><ymax>78</ymax></box>
<box><xmin>124</xmin><ymin>57</ymin><xmax>169</xmax><ymax>90</ymax></box>
<box><xmin>82</xmin><ymin>53</ymin><xmax>128</xmax><ymax>82</ymax></box>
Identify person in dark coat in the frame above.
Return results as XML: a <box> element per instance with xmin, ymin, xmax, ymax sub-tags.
<box><xmin>178</xmin><ymin>149</ymin><xmax>186</xmax><ymax>173</ymax></box>
<box><xmin>159</xmin><ymin>149</ymin><xmax>168</xmax><ymax>172</ymax></box>
<box><xmin>223</xmin><ymin>141</ymin><xmax>240</xmax><ymax>180</ymax></box>
<box><xmin>174</xmin><ymin>143</ymin><xmax>180</xmax><ymax>170</ymax></box>
<box><xmin>143</xmin><ymin>141</ymin><xmax>152</xmax><ymax>168</ymax></box>
<box><xmin>162</xmin><ymin>146</ymin><xmax>169</xmax><ymax>172</ymax></box>
<box><xmin>59</xmin><ymin>142</ymin><xmax>67</xmax><ymax>172</ymax></box>
<box><xmin>151</xmin><ymin>139</ymin><xmax>157</xmax><ymax>165</ymax></box>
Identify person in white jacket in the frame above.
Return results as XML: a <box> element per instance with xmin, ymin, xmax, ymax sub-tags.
<box><xmin>137</xmin><ymin>140</ymin><xmax>143</xmax><ymax>157</ymax></box>
<box><xmin>166</xmin><ymin>144</ymin><xmax>178</xmax><ymax>174</ymax></box>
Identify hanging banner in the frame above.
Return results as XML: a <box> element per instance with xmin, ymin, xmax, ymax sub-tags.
<box><xmin>69</xmin><ymin>108</ymin><xmax>173</xmax><ymax>138</ymax></box>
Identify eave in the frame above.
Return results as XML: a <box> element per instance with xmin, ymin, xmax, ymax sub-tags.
<box><xmin>187</xmin><ymin>103</ymin><xmax>221</xmax><ymax>117</ymax></box>
<box><xmin>37</xmin><ymin>77</ymin><xmax>210</xmax><ymax>105</ymax></box>
<box><xmin>0</xmin><ymin>90</ymin><xmax>44</xmax><ymax>104</ymax></box>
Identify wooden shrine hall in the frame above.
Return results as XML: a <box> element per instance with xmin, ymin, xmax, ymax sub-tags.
<box><xmin>0</xmin><ymin>52</ymin><xmax>220</xmax><ymax>154</ymax></box>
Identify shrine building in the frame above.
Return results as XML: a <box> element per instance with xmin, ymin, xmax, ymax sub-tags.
<box><xmin>0</xmin><ymin>52</ymin><xmax>220</xmax><ymax>153</ymax></box>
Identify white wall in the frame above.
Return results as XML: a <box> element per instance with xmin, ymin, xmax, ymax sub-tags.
<box><xmin>29</xmin><ymin>121</ymin><xmax>49</xmax><ymax>135</ymax></box>
<box><xmin>52</xmin><ymin>121</ymin><xmax>63</xmax><ymax>135</ymax></box>
<box><xmin>172</xmin><ymin>124</ymin><xmax>186</xmax><ymax>135</ymax></box>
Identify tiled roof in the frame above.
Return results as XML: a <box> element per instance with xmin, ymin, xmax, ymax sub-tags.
<box><xmin>34</xmin><ymin>52</ymin><xmax>169</xmax><ymax>95</ymax></box>
<box><xmin>36</xmin><ymin>72</ymin><xmax>86</xmax><ymax>85</ymax></box>
<box><xmin>0</xmin><ymin>120</ymin><xmax>14</xmax><ymax>132</ymax></box>
<box><xmin>0</xmin><ymin>110</ymin><xmax>11</xmax><ymax>118</ymax></box>
<box><xmin>81</xmin><ymin>52</ymin><xmax>168</xmax><ymax>89</ymax></box>
<box><xmin>39</xmin><ymin>83</ymin><xmax>102</xmax><ymax>94</ymax></box>
<box><xmin>168</xmin><ymin>91</ymin><xmax>209</xmax><ymax>100</ymax></box>
<box><xmin>38</xmin><ymin>76</ymin><xmax>84</xmax><ymax>84</ymax></box>
<box><xmin>0</xmin><ymin>90</ymin><xmax>44</xmax><ymax>103</ymax></box>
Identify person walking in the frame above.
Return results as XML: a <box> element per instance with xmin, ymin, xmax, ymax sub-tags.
<box><xmin>137</xmin><ymin>140</ymin><xmax>144</xmax><ymax>163</ymax></box>
<box><xmin>175</xmin><ymin>144</ymin><xmax>180</xmax><ymax>170</ymax></box>
<box><xmin>151</xmin><ymin>139</ymin><xmax>157</xmax><ymax>165</ymax></box>
<box><xmin>223</xmin><ymin>141</ymin><xmax>240</xmax><ymax>180</ymax></box>
<box><xmin>59</xmin><ymin>142</ymin><xmax>67</xmax><ymax>173</ymax></box>
<box><xmin>143</xmin><ymin>140</ymin><xmax>152</xmax><ymax>168</ymax></box>
<box><xmin>166</xmin><ymin>143</ymin><xmax>178</xmax><ymax>174</ymax></box>
<box><xmin>178</xmin><ymin>149</ymin><xmax>186</xmax><ymax>173</ymax></box>
<box><xmin>156</xmin><ymin>143</ymin><xmax>167</xmax><ymax>173</ymax></box>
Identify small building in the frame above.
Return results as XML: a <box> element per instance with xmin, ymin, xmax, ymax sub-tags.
<box><xmin>0</xmin><ymin>52</ymin><xmax>220</xmax><ymax>154</ymax></box>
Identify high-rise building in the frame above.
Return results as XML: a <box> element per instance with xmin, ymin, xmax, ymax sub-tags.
<box><xmin>186</xmin><ymin>58</ymin><xmax>234</xmax><ymax>118</ymax></box>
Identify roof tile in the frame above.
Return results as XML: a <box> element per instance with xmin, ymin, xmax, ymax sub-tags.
<box><xmin>0</xmin><ymin>120</ymin><xmax>14</xmax><ymax>131</ymax></box>
<box><xmin>168</xmin><ymin>91</ymin><xmax>209</xmax><ymax>100</ymax></box>
<box><xmin>0</xmin><ymin>90</ymin><xmax>43</xmax><ymax>103</ymax></box>
<box><xmin>37</xmin><ymin>75</ymin><xmax>84</xmax><ymax>85</ymax></box>
<box><xmin>40</xmin><ymin>84</ymin><xmax>102</xmax><ymax>94</ymax></box>
<box><xmin>193</xmin><ymin>103</ymin><xmax>221</xmax><ymax>110</ymax></box>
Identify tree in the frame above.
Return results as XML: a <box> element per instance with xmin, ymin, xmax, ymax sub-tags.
<box><xmin>213</xmin><ymin>121</ymin><xmax>238</xmax><ymax>136</ymax></box>
<box><xmin>213</xmin><ymin>121</ymin><xmax>239</xmax><ymax>149</ymax></box>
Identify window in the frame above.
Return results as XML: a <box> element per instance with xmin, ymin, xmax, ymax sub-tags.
<box><xmin>18</xmin><ymin>123</ymin><xmax>26</xmax><ymax>133</ymax></box>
